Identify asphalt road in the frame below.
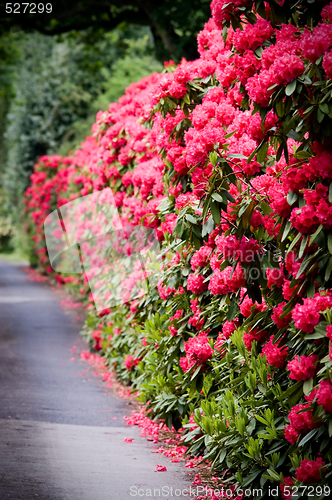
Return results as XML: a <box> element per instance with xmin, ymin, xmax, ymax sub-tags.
<box><xmin>0</xmin><ymin>260</ymin><xmax>190</xmax><ymax>500</ymax></box>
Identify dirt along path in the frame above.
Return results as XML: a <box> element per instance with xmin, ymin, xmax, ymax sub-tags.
<box><xmin>0</xmin><ymin>260</ymin><xmax>191</xmax><ymax>500</ymax></box>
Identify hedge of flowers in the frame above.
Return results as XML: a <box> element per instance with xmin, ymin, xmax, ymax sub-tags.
<box><xmin>25</xmin><ymin>1</ymin><xmax>332</xmax><ymax>498</ymax></box>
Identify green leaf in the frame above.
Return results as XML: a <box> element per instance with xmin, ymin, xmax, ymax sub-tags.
<box><xmin>320</xmin><ymin>103</ymin><xmax>329</xmax><ymax>114</ymax></box>
<box><xmin>242</xmin><ymin>470</ymin><xmax>262</xmax><ymax>488</ymax></box>
<box><xmin>265</xmin><ymin>469</ymin><xmax>282</xmax><ymax>482</ymax></box>
<box><xmin>260</xmin><ymin>201</ymin><xmax>273</xmax><ymax>215</ymax></box>
<box><xmin>294</xmin><ymin>150</ymin><xmax>312</xmax><ymax>160</ymax></box>
<box><xmin>209</xmin><ymin>151</ymin><xmax>218</xmax><ymax>166</ymax></box>
<box><xmin>296</xmin><ymin>255</ymin><xmax>312</xmax><ymax>279</ymax></box>
<box><xmin>328</xmin><ymin>233</ymin><xmax>332</xmax><ymax>255</ymax></box>
<box><xmin>186</xmin><ymin>214</ymin><xmax>198</xmax><ymax>224</ymax></box>
<box><xmin>287</xmin><ymin>190</ymin><xmax>298</xmax><ymax>206</ymax></box>
<box><xmin>279</xmin><ymin>381</ymin><xmax>302</xmax><ymax>401</ymax></box>
<box><xmin>254</xmin><ymin>46</ymin><xmax>264</xmax><ymax>59</ymax></box>
<box><xmin>298</xmin><ymin>74</ymin><xmax>312</xmax><ymax>85</ymax></box>
<box><xmin>256</xmin><ymin>142</ymin><xmax>269</xmax><ymax>164</ymax></box>
<box><xmin>309</xmin><ymin>225</ymin><xmax>323</xmax><ymax>246</ymax></box>
<box><xmin>227</xmin><ymin>153</ymin><xmax>248</xmax><ymax>159</ymax></box>
<box><xmin>298</xmin><ymin>428</ymin><xmax>318</xmax><ymax>446</ymax></box>
<box><xmin>304</xmin><ymin>331</ymin><xmax>326</xmax><ymax>340</ymax></box>
<box><xmin>227</xmin><ymin>300</ymin><xmax>238</xmax><ymax>321</ymax></box>
<box><xmin>202</xmin><ymin>195</ymin><xmax>211</xmax><ymax>222</ymax></box>
<box><xmin>317</xmin><ymin>108</ymin><xmax>325</xmax><ymax>123</ymax></box>
<box><xmin>210</xmin><ymin>201</ymin><xmax>221</xmax><ymax>225</ymax></box>
<box><xmin>325</xmin><ymin>256</ymin><xmax>332</xmax><ymax>281</ymax></box>
<box><xmin>219</xmin><ymin>448</ymin><xmax>227</xmax><ymax>463</ymax></box>
<box><xmin>307</xmin><ymin>279</ymin><xmax>315</xmax><ymax>298</ymax></box>
<box><xmin>172</xmin><ymin>218</ymin><xmax>185</xmax><ymax>238</ymax></box>
<box><xmin>298</xmin><ymin>234</ymin><xmax>308</xmax><ymax>259</ymax></box>
<box><xmin>211</xmin><ymin>192</ymin><xmax>224</xmax><ymax>203</ymax></box>
<box><xmin>285</xmin><ymin>80</ymin><xmax>297</xmax><ymax>96</ymax></box>
<box><xmin>275</xmin><ymin>99</ymin><xmax>285</xmax><ymax>117</ymax></box>
<box><xmin>276</xmin><ymin>142</ymin><xmax>284</xmax><ymax>162</ymax></box>
<box><xmin>304</xmin><ymin>105</ymin><xmax>314</xmax><ymax>115</ymax></box>
<box><xmin>224</xmin><ymin>130</ymin><xmax>236</xmax><ymax>140</ymax></box>
<box><xmin>329</xmin><ymin>420</ymin><xmax>332</xmax><ymax>437</ymax></box>
<box><xmin>202</xmin><ymin>215</ymin><xmax>214</xmax><ymax>237</ymax></box>
<box><xmin>329</xmin><ymin>183</ymin><xmax>332</xmax><ymax>204</ymax></box>
<box><xmin>196</xmin><ymin>374</ymin><xmax>204</xmax><ymax>393</ymax></box>
<box><xmin>303</xmin><ymin>377</ymin><xmax>314</xmax><ymax>396</ymax></box>
<box><xmin>281</xmin><ymin>220</ymin><xmax>293</xmax><ymax>242</ymax></box>
<box><xmin>239</xmin><ymin>201</ymin><xmax>251</xmax><ymax>218</ymax></box>
<box><xmin>223</xmin><ymin>190</ymin><xmax>235</xmax><ymax>203</ymax></box>
<box><xmin>247</xmin><ymin>418</ymin><xmax>256</xmax><ymax>435</ymax></box>
<box><xmin>287</xmin><ymin>130</ymin><xmax>301</xmax><ymax>141</ymax></box>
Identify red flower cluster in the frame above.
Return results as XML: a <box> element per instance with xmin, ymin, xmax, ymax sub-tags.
<box><xmin>295</xmin><ymin>457</ymin><xmax>326</xmax><ymax>484</ymax></box>
<box><xmin>180</xmin><ymin>332</ymin><xmax>213</xmax><ymax>372</ymax></box>
<box><xmin>187</xmin><ymin>273</ymin><xmax>208</xmax><ymax>294</ymax></box>
<box><xmin>287</xmin><ymin>355</ymin><xmax>318</xmax><ymax>381</ymax></box>
<box><xmin>262</xmin><ymin>335</ymin><xmax>288</xmax><ymax>369</ymax></box>
<box><xmin>209</xmin><ymin>264</ymin><xmax>245</xmax><ymax>296</ymax></box>
<box><xmin>284</xmin><ymin>403</ymin><xmax>319</xmax><ymax>444</ymax></box>
<box><xmin>124</xmin><ymin>355</ymin><xmax>139</xmax><ymax>371</ymax></box>
<box><xmin>317</xmin><ymin>379</ymin><xmax>332</xmax><ymax>412</ymax></box>
<box><xmin>292</xmin><ymin>294</ymin><xmax>332</xmax><ymax>333</ymax></box>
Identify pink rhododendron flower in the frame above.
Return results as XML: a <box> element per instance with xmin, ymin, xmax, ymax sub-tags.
<box><xmin>222</xmin><ymin>319</ymin><xmax>239</xmax><ymax>338</ymax></box>
<box><xmin>190</xmin><ymin>246</ymin><xmax>213</xmax><ymax>271</ymax></box>
<box><xmin>181</xmin><ymin>332</ymin><xmax>213</xmax><ymax>372</ymax></box>
<box><xmin>295</xmin><ymin>458</ymin><xmax>326</xmax><ymax>484</ymax></box>
<box><xmin>209</xmin><ymin>264</ymin><xmax>245</xmax><ymax>296</ymax></box>
<box><xmin>240</xmin><ymin>297</ymin><xmax>266</xmax><ymax>318</ymax></box>
<box><xmin>284</xmin><ymin>424</ymin><xmax>300</xmax><ymax>445</ymax></box>
<box><xmin>157</xmin><ymin>279</ymin><xmax>175</xmax><ymax>300</ymax></box>
<box><xmin>272</xmin><ymin>302</ymin><xmax>292</xmax><ymax>329</ymax></box>
<box><xmin>327</xmin><ymin>325</ymin><xmax>332</xmax><ymax>360</ymax></box>
<box><xmin>287</xmin><ymin>355</ymin><xmax>318</xmax><ymax>381</ymax></box>
<box><xmin>155</xmin><ymin>465</ymin><xmax>167</xmax><ymax>472</ymax></box>
<box><xmin>169</xmin><ymin>326</ymin><xmax>178</xmax><ymax>337</ymax></box>
<box><xmin>280</xmin><ymin>477</ymin><xmax>294</xmax><ymax>500</ymax></box>
<box><xmin>192</xmin><ymin>474</ymin><xmax>202</xmax><ymax>485</ymax></box>
<box><xmin>262</xmin><ymin>335</ymin><xmax>288</xmax><ymax>369</ymax></box>
<box><xmin>288</xmin><ymin>403</ymin><xmax>319</xmax><ymax>434</ymax></box>
<box><xmin>243</xmin><ymin>327</ymin><xmax>267</xmax><ymax>351</ymax></box>
<box><xmin>124</xmin><ymin>355</ymin><xmax>139</xmax><ymax>371</ymax></box>
<box><xmin>185</xmin><ymin>461</ymin><xmax>196</xmax><ymax>468</ymax></box>
<box><xmin>266</xmin><ymin>266</ymin><xmax>285</xmax><ymax>289</ymax></box>
<box><xmin>188</xmin><ymin>298</ymin><xmax>204</xmax><ymax>330</ymax></box>
<box><xmin>292</xmin><ymin>299</ymin><xmax>321</xmax><ymax>333</ymax></box>
<box><xmin>211</xmin><ymin>0</ymin><xmax>249</xmax><ymax>26</ymax></box>
<box><xmin>317</xmin><ymin>379</ymin><xmax>332</xmax><ymax>412</ymax></box>
<box><xmin>187</xmin><ymin>273</ymin><xmax>208</xmax><ymax>294</ymax></box>
<box><xmin>170</xmin><ymin>310</ymin><xmax>183</xmax><ymax>322</ymax></box>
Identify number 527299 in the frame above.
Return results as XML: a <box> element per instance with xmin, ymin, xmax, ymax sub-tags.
<box><xmin>5</xmin><ymin>3</ymin><xmax>52</xmax><ymax>14</ymax></box>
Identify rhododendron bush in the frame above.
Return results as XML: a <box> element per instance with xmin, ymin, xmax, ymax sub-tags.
<box><xmin>25</xmin><ymin>0</ymin><xmax>332</xmax><ymax>497</ymax></box>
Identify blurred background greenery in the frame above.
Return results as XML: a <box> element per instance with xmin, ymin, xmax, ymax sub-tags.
<box><xmin>0</xmin><ymin>0</ymin><xmax>211</xmax><ymax>260</ymax></box>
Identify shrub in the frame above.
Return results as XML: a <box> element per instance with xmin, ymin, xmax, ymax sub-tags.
<box><xmin>25</xmin><ymin>1</ymin><xmax>332</xmax><ymax>497</ymax></box>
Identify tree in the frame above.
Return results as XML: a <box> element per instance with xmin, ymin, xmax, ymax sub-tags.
<box><xmin>1</xmin><ymin>25</ymin><xmax>162</xmax><ymax>206</ymax></box>
<box><xmin>0</xmin><ymin>0</ymin><xmax>211</xmax><ymax>61</ymax></box>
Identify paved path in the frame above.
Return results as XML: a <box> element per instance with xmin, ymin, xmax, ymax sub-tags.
<box><xmin>0</xmin><ymin>260</ymin><xmax>190</xmax><ymax>500</ymax></box>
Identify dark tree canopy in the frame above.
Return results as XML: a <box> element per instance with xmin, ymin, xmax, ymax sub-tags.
<box><xmin>0</xmin><ymin>0</ymin><xmax>211</xmax><ymax>61</ymax></box>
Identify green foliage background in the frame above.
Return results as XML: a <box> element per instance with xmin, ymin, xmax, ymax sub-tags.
<box><xmin>0</xmin><ymin>25</ymin><xmax>162</xmax><ymax>254</ymax></box>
